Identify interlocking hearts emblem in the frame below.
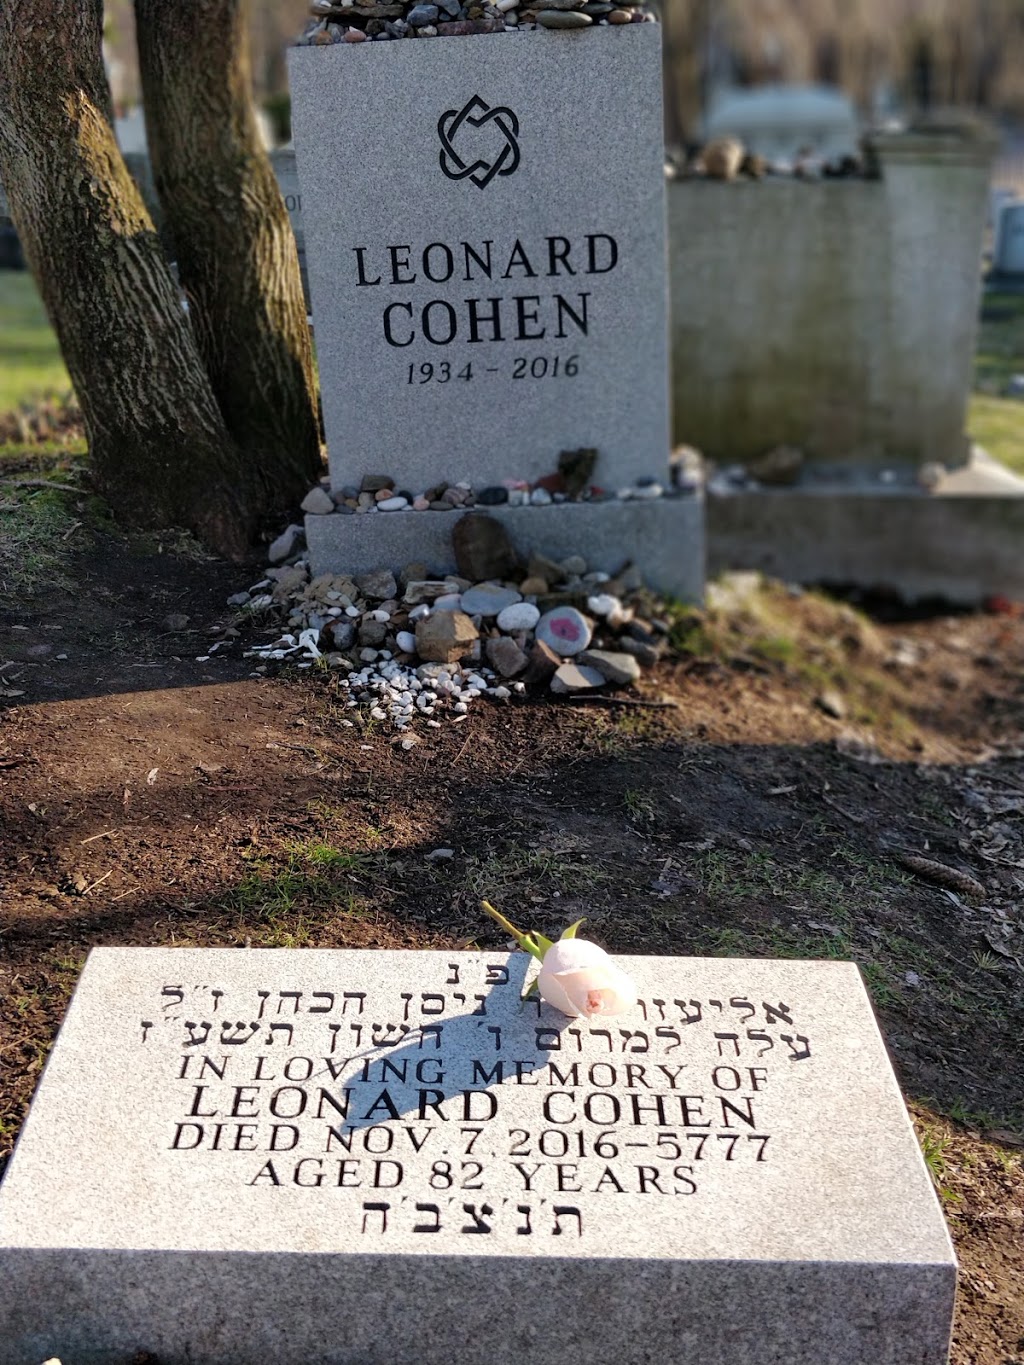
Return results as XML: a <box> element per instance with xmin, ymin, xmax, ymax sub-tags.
<box><xmin>438</xmin><ymin>95</ymin><xmax>521</xmax><ymax>189</ymax></box>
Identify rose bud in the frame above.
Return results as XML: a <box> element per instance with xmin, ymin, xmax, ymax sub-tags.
<box><xmin>536</xmin><ymin>938</ymin><xmax>637</xmax><ymax>1018</ymax></box>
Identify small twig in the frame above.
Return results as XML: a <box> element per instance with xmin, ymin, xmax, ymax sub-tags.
<box><xmin>82</xmin><ymin>869</ymin><xmax>113</xmax><ymax>895</ymax></box>
<box><xmin>61</xmin><ymin>519</ymin><xmax>83</xmax><ymax>541</ymax></box>
<box><xmin>821</xmin><ymin>790</ymin><xmax>866</xmax><ymax>824</ymax></box>
<box><xmin>0</xmin><ymin>479</ymin><xmax>84</xmax><ymax>494</ymax></box>
<box><xmin>80</xmin><ymin>830</ymin><xmax>116</xmax><ymax>845</ymax></box>
<box><xmin>567</xmin><ymin>695</ymin><xmax>679</xmax><ymax>709</ymax></box>
<box><xmin>452</xmin><ymin>735</ymin><xmax>474</xmax><ymax>766</ymax></box>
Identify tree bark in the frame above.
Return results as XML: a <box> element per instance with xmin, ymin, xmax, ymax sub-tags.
<box><xmin>0</xmin><ymin>0</ymin><xmax>258</xmax><ymax>558</ymax></box>
<box><xmin>135</xmin><ymin>0</ymin><xmax>321</xmax><ymax>521</ymax></box>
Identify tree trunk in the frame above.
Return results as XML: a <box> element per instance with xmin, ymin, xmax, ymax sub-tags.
<box><xmin>135</xmin><ymin>0</ymin><xmax>321</xmax><ymax>522</ymax></box>
<box><xmin>0</xmin><ymin>0</ymin><xmax>259</xmax><ymax>559</ymax></box>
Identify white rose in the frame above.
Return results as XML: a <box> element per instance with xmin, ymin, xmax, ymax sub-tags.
<box><xmin>536</xmin><ymin>939</ymin><xmax>637</xmax><ymax>1018</ymax></box>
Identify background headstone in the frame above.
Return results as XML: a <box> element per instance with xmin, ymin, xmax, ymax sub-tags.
<box><xmin>994</xmin><ymin>200</ymin><xmax>1024</xmax><ymax>275</ymax></box>
<box><xmin>0</xmin><ymin>947</ymin><xmax>955</xmax><ymax>1364</ymax></box>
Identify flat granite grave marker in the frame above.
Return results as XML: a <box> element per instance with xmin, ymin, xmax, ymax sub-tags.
<box><xmin>0</xmin><ymin>948</ymin><xmax>955</xmax><ymax>1364</ymax></box>
<box><xmin>287</xmin><ymin>29</ymin><xmax>702</xmax><ymax>600</ymax></box>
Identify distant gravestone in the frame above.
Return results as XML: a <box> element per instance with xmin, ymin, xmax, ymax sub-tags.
<box><xmin>286</xmin><ymin>30</ymin><xmax>702</xmax><ymax>600</ymax></box>
<box><xmin>994</xmin><ymin>200</ymin><xmax>1024</xmax><ymax>276</ymax></box>
<box><xmin>0</xmin><ymin>947</ymin><xmax>955</xmax><ymax>1363</ymax></box>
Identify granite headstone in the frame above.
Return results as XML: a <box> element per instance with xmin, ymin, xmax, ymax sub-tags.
<box><xmin>287</xmin><ymin>27</ymin><xmax>701</xmax><ymax>599</ymax></box>
<box><xmin>0</xmin><ymin>947</ymin><xmax>955</xmax><ymax>1363</ymax></box>
<box><xmin>288</xmin><ymin>27</ymin><xmax>669</xmax><ymax>493</ymax></box>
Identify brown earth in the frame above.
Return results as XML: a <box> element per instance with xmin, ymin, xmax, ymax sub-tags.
<box><xmin>1</xmin><ymin>523</ymin><xmax>1023</xmax><ymax>1365</ymax></box>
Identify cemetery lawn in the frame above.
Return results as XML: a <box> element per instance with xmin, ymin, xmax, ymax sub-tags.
<box><xmin>0</xmin><ymin>493</ymin><xmax>1023</xmax><ymax>1363</ymax></box>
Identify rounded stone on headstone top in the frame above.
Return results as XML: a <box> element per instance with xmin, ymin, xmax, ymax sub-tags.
<box><xmin>377</xmin><ymin>496</ymin><xmax>410</xmax><ymax>511</ymax></box>
<box><xmin>361</xmin><ymin>475</ymin><xmax>393</xmax><ymax>493</ymax></box>
<box><xmin>536</xmin><ymin>7</ymin><xmax>592</xmax><ymax>23</ymax></box>
<box><xmin>477</xmin><ymin>485</ymin><xmax>510</xmax><ymax>506</ymax></box>
<box><xmin>535</xmin><ymin>606</ymin><xmax>592</xmax><ymax>656</ymax></box>
<box><xmin>518</xmin><ymin>575</ymin><xmax>549</xmax><ymax>596</ymax></box>
<box><xmin>530</xmin><ymin>487</ymin><xmax>553</xmax><ymax>506</ymax></box>
<box><xmin>561</xmin><ymin>555</ymin><xmax>587</xmax><ymax>576</ymax></box>
<box><xmin>301</xmin><ymin>486</ymin><xmax>336</xmax><ymax>516</ymax></box>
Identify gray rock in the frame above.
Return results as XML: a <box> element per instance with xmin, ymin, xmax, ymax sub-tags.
<box><xmin>325</xmin><ymin>619</ymin><xmax>356</xmax><ymax>650</ymax></box>
<box><xmin>407</xmin><ymin>3</ymin><xmax>439</xmax><ymax>23</ymax></box>
<box><xmin>355</xmin><ymin>568</ymin><xmax>398</xmax><ymax>600</ymax></box>
<box><xmin>162</xmin><ymin>613</ymin><xmax>190</xmax><ymax>632</ymax></box>
<box><xmin>226</xmin><ymin>592</ymin><xmax>250</xmax><ymax>607</ymax></box>
<box><xmin>617</xmin><ymin>636</ymin><xmax>660</xmax><ymax>667</ymax></box>
<box><xmin>535</xmin><ymin>605</ymin><xmax>592</xmax><ymax>657</ymax></box>
<box><xmin>550</xmin><ymin>662</ymin><xmax>607</xmax><ymax>693</ymax></box>
<box><xmin>496</xmin><ymin>602</ymin><xmax>540</xmax><ymax>632</ymax></box>
<box><xmin>377</xmin><ymin>496</ymin><xmax>410</xmax><ymax>512</ymax></box>
<box><xmin>486</xmin><ymin>636</ymin><xmax>529</xmax><ymax>677</ymax></box>
<box><xmin>578</xmin><ymin>649</ymin><xmax>641</xmax><ymax>685</ymax></box>
<box><xmin>460</xmin><ymin>585</ymin><xmax>522</xmax><ymax>617</ymax></box>
<box><xmin>360</xmin><ymin>474</ymin><xmax>394</xmax><ymax>492</ymax></box>
<box><xmin>561</xmin><ymin>555</ymin><xmax>587</xmax><ymax>576</ymax></box>
<box><xmin>536</xmin><ymin>8</ymin><xmax>592</xmax><ymax>24</ymax></box>
<box><xmin>452</xmin><ymin>514</ymin><xmax>521</xmax><ymax>583</ymax></box>
<box><xmin>301</xmin><ymin>486</ymin><xmax>336</xmax><ymax>515</ymax></box>
<box><xmin>358</xmin><ymin>619</ymin><xmax>388</xmax><ymax>647</ymax></box>
<box><xmin>268</xmin><ymin>524</ymin><xmax>304</xmax><ymax>564</ymax></box>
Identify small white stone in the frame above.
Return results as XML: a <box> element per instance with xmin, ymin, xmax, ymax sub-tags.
<box><xmin>377</xmin><ymin>495</ymin><xmax>409</xmax><ymax>511</ymax></box>
<box><xmin>426</xmin><ymin>847</ymin><xmax>456</xmax><ymax>859</ymax></box>
<box><xmin>491</xmin><ymin>685</ymin><xmax>511</xmax><ymax>700</ymax></box>
<box><xmin>508</xmin><ymin>488</ymin><xmax>529</xmax><ymax>506</ymax></box>
<box><xmin>370</xmin><ymin>707</ymin><xmax>387</xmax><ymax>720</ymax></box>
<box><xmin>633</xmin><ymin>482</ymin><xmax>663</xmax><ymax>499</ymax></box>
<box><xmin>396</xmin><ymin>631</ymin><xmax>417</xmax><ymax>653</ymax></box>
<box><xmin>346</xmin><ymin>605</ymin><xmax>361</xmax><ymax>618</ymax></box>
<box><xmin>453</xmin><ymin>701</ymin><xmax>469</xmax><ymax>714</ymax></box>
<box><xmin>586</xmin><ymin>594</ymin><xmax>620</xmax><ymax>618</ymax></box>
<box><xmin>530</xmin><ymin>487</ymin><xmax>553</xmax><ymax>506</ymax></box>
<box><xmin>360</xmin><ymin>648</ymin><xmax>378</xmax><ymax>662</ymax></box>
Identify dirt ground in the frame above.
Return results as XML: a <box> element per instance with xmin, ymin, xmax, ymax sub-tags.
<box><xmin>1</xmin><ymin>512</ymin><xmax>1023</xmax><ymax>1364</ymax></box>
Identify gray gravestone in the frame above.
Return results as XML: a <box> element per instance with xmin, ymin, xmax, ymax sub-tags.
<box><xmin>288</xmin><ymin>28</ymin><xmax>669</xmax><ymax>494</ymax></box>
<box><xmin>0</xmin><ymin>947</ymin><xmax>954</xmax><ymax>1364</ymax></box>
<box><xmin>994</xmin><ymin>200</ymin><xmax>1024</xmax><ymax>276</ymax></box>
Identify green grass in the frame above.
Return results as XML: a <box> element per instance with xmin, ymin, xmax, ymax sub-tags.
<box><xmin>0</xmin><ymin>273</ymin><xmax>70</xmax><ymax>413</ymax></box>
<box><xmin>967</xmin><ymin>393</ymin><xmax>1024</xmax><ymax>473</ymax></box>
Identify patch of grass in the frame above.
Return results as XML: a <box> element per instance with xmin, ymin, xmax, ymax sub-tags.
<box><xmin>463</xmin><ymin>843</ymin><xmax>610</xmax><ymax>905</ymax></box>
<box><xmin>222</xmin><ymin>838</ymin><xmax>381</xmax><ymax>938</ymax></box>
<box><xmin>967</xmin><ymin>394</ymin><xmax>1024</xmax><ymax>474</ymax></box>
<box><xmin>0</xmin><ymin>486</ymin><xmax>82</xmax><ymax>594</ymax></box>
<box><xmin>623</xmin><ymin>787</ymin><xmax>657</xmax><ymax>824</ymax></box>
<box><xmin>914</xmin><ymin>1120</ymin><xmax>959</xmax><ymax>1201</ymax></box>
<box><xmin>0</xmin><ymin>273</ymin><xmax>70</xmax><ymax>412</ymax></box>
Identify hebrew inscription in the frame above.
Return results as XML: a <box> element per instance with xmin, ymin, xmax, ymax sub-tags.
<box><xmin>139</xmin><ymin>957</ymin><xmax>816</xmax><ymax>1242</ymax></box>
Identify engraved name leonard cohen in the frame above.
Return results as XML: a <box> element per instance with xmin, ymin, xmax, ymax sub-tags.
<box><xmin>438</xmin><ymin>95</ymin><xmax>520</xmax><ymax>189</ymax></box>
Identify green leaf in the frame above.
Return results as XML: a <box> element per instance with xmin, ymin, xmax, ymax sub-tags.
<box><xmin>533</xmin><ymin>932</ymin><xmax>555</xmax><ymax>955</ymax></box>
<box><xmin>560</xmin><ymin>918</ymin><xmax>585</xmax><ymax>940</ymax></box>
<box><xmin>521</xmin><ymin>977</ymin><xmax>540</xmax><ymax>1001</ymax></box>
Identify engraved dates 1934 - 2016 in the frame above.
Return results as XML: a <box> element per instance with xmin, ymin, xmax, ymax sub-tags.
<box><xmin>406</xmin><ymin>355</ymin><xmax>579</xmax><ymax>385</ymax></box>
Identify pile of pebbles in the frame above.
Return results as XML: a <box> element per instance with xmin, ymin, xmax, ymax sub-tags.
<box><xmin>296</xmin><ymin>0</ymin><xmax>656</xmax><ymax>44</ymax></box>
<box><xmin>299</xmin><ymin>462</ymin><xmax>688</xmax><ymax>521</ymax></box>
<box><xmin>665</xmin><ymin>137</ymin><xmax>869</xmax><ymax>183</ymax></box>
<box><xmin>229</xmin><ymin>536</ymin><xmax>670</xmax><ymax>734</ymax></box>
